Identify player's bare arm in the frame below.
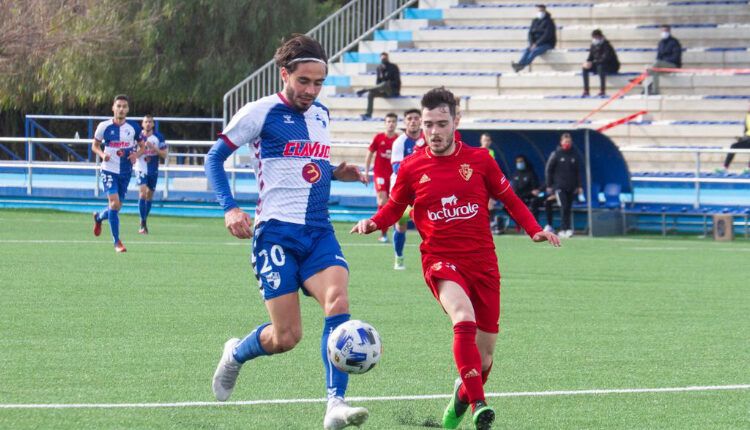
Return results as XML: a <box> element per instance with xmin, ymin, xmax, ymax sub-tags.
<box><xmin>92</xmin><ymin>139</ymin><xmax>109</xmax><ymax>161</ymax></box>
<box><xmin>224</xmin><ymin>207</ymin><xmax>253</xmax><ymax>239</ymax></box>
<box><xmin>363</xmin><ymin>151</ymin><xmax>375</xmax><ymax>186</ymax></box>
<box><xmin>333</xmin><ymin>162</ymin><xmax>367</xmax><ymax>184</ymax></box>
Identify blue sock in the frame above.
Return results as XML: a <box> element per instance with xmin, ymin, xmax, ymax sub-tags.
<box><xmin>233</xmin><ymin>323</ymin><xmax>271</xmax><ymax>363</ymax></box>
<box><xmin>97</xmin><ymin>208</ymin><xmax>109</xmax><ymax>222</ymax></box>
<box><xmin>322</xmin><ymin>313</ymin><xmax>350</xmax><ymax>399</ymax></box>
<box><xmin>138</xmin><ymin>199</ymin><xmax>147</xmax><ymax>222</ymax></box>
<box><xmin>393</xmin><ymin>230</ymin><xmax>406</xmax><ymax>257</ymax></box>
<box><xmin>146</xmin><ymin>200</ymin><xmax>153</xmax><ymax>217</ymax></box>
<box><xmin>109</xmin><ymin>209</ymin><xmax>120</xmax><ymax>244</ymax></box>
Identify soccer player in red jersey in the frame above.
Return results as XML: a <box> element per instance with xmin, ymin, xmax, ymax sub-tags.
<box><xmin>364</xmin><ymin>112</ymin><xmax>398</xmax><ymax>243</ymax></box>
<box><xmin>351</xmin><ymin>87</ymin><xmax>560</xmax><ymax>429</ymax></box>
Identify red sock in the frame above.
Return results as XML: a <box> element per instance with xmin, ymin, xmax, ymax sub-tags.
<box><xmin>452</xmin><ymin>321</ymin><xmax>485</xmax><ymax>404</ymax></box>
<box><xmin>459</xmin><ymin>360</ymin><xmax>492</xmax><ymax>403</ymax></box>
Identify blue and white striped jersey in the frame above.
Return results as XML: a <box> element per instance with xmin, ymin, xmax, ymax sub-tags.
<box><xmin>218</xmin><ymin>92</ymin><xmax>335</xmax><ymax>229</ymax></box>
<box><xmin>135</xmin><ymin>132</ymin><xmax>166</xmax><ymax>175</ymax></box>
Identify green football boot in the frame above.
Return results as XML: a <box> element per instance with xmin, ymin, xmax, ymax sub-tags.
<box><xmin>472</xmin><ymin>401</ymin><xmax>495</xmax><ymax>430</ymax></box>
<box><xmin>442</xmin><ymin>378</ymin><xmax>469</xmax><ymax>429</ymax></box>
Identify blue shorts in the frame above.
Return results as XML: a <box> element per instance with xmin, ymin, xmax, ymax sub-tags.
<box><xmin>136</xmin><ymin>171</ymin><xmax>158</xmax><ymax>190</ymax></box>
<box><xmin>101</xmin><ymin>170</ymin><xmax>131</xmax><ymax>200</ymax></box>
<box><xmin>252</xmin><ymin>220</ymin><xmax>349</xmax><ymax>301</ymax></box>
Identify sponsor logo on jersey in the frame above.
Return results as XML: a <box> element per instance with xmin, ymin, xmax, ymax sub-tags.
<box><xmin>109</xmin><ymin>141</ymin><xmax>132</xmax><ymax>148</ymax></box>
<box><xmin>283</xmin><ymin>115</ymin><xmax>295</xmax><ymax>124</ymax></box>
<box><xmin>314</xmin><ymin>113</ymin><xmax>327</xmax><ymax>128</ymax></box>
<box><xmin>302</xmin><ymin>162</ymin><xmax>322</xmax><ymax>183</ymax></box>
<box><xmin>459</xmin><ymin>163</ymin><xmax>473</xmax><ymax>181</ymax></box>
<box><xmin>428</xmin><ymin>194</ymin><xmax>479</xmax><ymax>222</ymax></box>
<box><xmin>419</xmin><ymin>174</ymin><xmax>431</xmax><ymax>184</ymax></box>
<box><xmin>283</xmin><ymin>140</ymin><xmax>331</xmax><ymax>159</ymax></box>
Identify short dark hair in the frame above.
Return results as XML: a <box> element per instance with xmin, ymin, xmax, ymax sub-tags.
<box><xmin>420</xmin><ymin>87</ymin><xmax>457</xmax><ymax>118</ymax></box>
<box><xmin>481</xmin><ymin>132</ymin><xmax>492</xmax><ymax>139</ymax></box>
<box><xmin>385</xmin><ymin>112</ymin><xmax>398</xmax><ymax>120</ymax></box>
<box><xmin>274</xmin><ymin>34</ymin><xmax>328</xmax><ymax>73</ymax></box>
<box><xmin>113</xmin><ymin>94</ymin><xmax>129</xmax><ymax>104</ymax></box>
<box><xmin>536</xmin><ymin>4</ymin><xmax>546</xmax><ymax>10</ymax></box>
<box><xmin>142</xmin><ymin>114</ymin><xmax>153</xmax><ymax>119</ymax></box>
<box><xmin>592</xmin><ymin>29</ymin><xmax>603</xmax><ymax>38</ymax></box>
<box><xmin>561</xmin><ymin>132</ymin><xmax>572</xmax><ymax>141</ymax></box>
<box><xmin>661</xmin><ymin>24</ymin><xmax>671</xmax><ymax>31</ymax></box>
<box><xmin>404</xmin><ymin>108</ymin><xmax>421</xmax><ymax>118</ymax></box>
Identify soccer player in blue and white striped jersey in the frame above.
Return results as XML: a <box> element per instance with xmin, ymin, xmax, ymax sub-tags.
<box><xmin>205</xmin><ymin>35</ymin><xmax>369</xmax><ymax>430</ymax></box>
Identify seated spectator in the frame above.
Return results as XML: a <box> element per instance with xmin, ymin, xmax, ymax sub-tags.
<box><xmin>511</xmin><ymin>155</ymin><xmax>544</xmax><ymax>223</ymax></box>
<box><xmin>646</xmin><ymin>25</ymin><xmax>683</xmax><ymax>95</ymax></box>
<box><xmin>718</xmin><ymin>103</ymin><xmax>750</xmax><ymax>174</ymax></box>
<box><xmin>582</xmin><ymin>29</ymin><xmax>620</xmax><ymax>97</ymax></box>
<box><xmin>511</xmin><ymin>4</ymin><xmax>556</xmax><ymax>73</ymax></box>
<box><xmin>357</xmin><ymin>52</ymin><xmax>401</xmax><ymax>119</ymax></box>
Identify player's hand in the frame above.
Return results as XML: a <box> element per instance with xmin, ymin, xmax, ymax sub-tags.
<box><xmin>350</xmin><ymin>219</ymin><xmax>379</xmax><ymax>235</ymax></box>
<box><xmin>102</xmin><ymin>154</ymin><xmax>111</xmax><ymax>162</ymax></box>
<box><xmin>533</xmin><ymin>230</ymin><xmax>561</xmax><ymax>247</ymax></box>
<box><xmin>128</xmin><ymin>152</ymin><xmax>138</xmax><ymax>163</ymax></box>
<box><xmin>575</xmin><ymin>187</ymin><xmax>583</xmax><ymax>195</ymax></box>
<box><xmin>225</xmin><ymin>207</ymin><xmax>253</xmax><ymax>239</ymax></box>
<box><xmin>333</xmin><ymin>162</ymin><xmax>367</xmax><ymax>184</ymax></box>
<box><xmin>363</xmin><ymin>172</ymin><xmax>370</xmax><ymax>186</ymax></box>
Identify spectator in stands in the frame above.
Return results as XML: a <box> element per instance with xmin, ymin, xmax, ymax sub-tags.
<box><xmin>582</xmin><ymin>29</ymin><xmax>620</xmax><ymax>97</ymax></box>
<box><xmin>646</xmin><ymin>25</ymin><xmax>683</xmax><ymax>95</ymax></box>
<box><xmin>544</xmin><ymin>133</ymin><xmax>582</xmax><ymax>238</ymax></box>
<box><xmin>719</xmin><ymin>104</ymin><xmax>750</xmax><ymax>174</ymax></box>
<box><xmin>357</xmin><ymin>52</ymin><xmax>401</xmax><ymax>120</ymax></box>
<box><xmin>511</xmin><ymin>4</ymin><xmax>557</xmax><ymax>73</ymax></box>
<box><xmin>511</xmin><ymin>155</ymin><xmax>544</xmax><ymax>223</ymax></box>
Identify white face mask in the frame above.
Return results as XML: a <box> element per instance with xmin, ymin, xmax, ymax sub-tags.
<box><xmin>592</xmin><ymin>38</ymin><xmax>603</xmax><ymax>45</ymax></box>
<box><xmin>661</xmin><ymin>31</ymin><xmax>670</xmax><ymax>39</ymax></box>
<box><xmin>537</xmin><ymin>11</ymin><xmax>545</xmax><ymax>19</ymax></box>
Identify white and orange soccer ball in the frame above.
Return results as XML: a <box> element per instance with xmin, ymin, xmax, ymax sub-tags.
<box><xmin>327</xmin><ymin>320</ymin><xmax>382</xmax><ymax>374</ymax></box>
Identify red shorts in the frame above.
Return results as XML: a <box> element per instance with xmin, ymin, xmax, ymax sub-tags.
<box><xmin>421</xmin><ymin>252</ymin><xmax>501</xmax><ymax>333</ymax></box>
<box><xmin>373</xmin><ymin>174</ymin><xmax>390</xmax><ymax>193</ymax></box>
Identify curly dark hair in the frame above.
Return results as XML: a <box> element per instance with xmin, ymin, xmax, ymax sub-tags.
<box><xmin>420</xmin><ymin>87</ymin><xmax>457</xmax><ymax>117</ymax></box>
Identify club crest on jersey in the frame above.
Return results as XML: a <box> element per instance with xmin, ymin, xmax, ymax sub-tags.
<box><xmin>302</xmin><ymin>162</ymin><xmax>322</xmax><ymax>183</ymax></box>
<box><xmin>283</xmin><ymin>140</ymin><xmax>331</xmax><ymax>159</ymax></box>
<box><xmin>265</xmin><ymin>272</ymin><xmax>281</xmax><ymax>290</ymax></box>
<box><xmin>459</xmin><ymin>163</ymin><xmax>473</xmax><ymax>181</ymax></box>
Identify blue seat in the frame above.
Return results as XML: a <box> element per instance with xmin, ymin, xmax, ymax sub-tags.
<box><xmin>603</xmin><ymin>183</ymin><xmax>622</xmax><ymax>209</ymax></box>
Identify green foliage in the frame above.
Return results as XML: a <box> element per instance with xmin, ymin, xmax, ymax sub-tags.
<box><xmin>0</xmin><ymin>0</ymin><xmax>344</xmax><ymax>125</ymax></box>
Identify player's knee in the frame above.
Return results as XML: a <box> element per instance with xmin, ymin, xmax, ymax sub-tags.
<box><xmin>110</xmin><ymin>201</ymin><xmax>122</xmax><ymax>211</ymax></box>
<box><xmin>139</xmin><ymin>191</ymin><xmax>148</xmax><ymax>199</ymax></box>
<box><xmin>395</xmin><ymin>223</ymin><xmax>407</xmax><ymax>233</ymax></box>
<box><xmin>272</xmin><ymin>329</ymin><xmax>302</xmax><ymax>352</ymax></box>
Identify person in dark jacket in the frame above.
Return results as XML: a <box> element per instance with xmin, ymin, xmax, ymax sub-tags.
<box><xmin>358</xmin><ymin>52</ymin><xmax>401</xmax><ymax>119</ymax></box>
<box><xmin>582</xmin><ymin>29</ymin><xmax>620</xmax><ymax>97</ymax></box>
<box><xmin>511</xmin><ymin>4</ymin><xmax>557</xmax><ymax>72</ymax></box>
<box><xmin>544</xmin><ymin>133</ymin><xmax>582</xmax><ymax>238</ymax></box>
<box><xmin>511</xmin><ymin>155</ymin><xmax>544</xmax><ymax>223</ymax></box>
<box><xmin>646</xmin><ymin>25</ymin><xmax>683</xmax><ymax>95</ymax></box>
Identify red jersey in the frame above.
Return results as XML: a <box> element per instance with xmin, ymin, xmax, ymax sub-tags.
<box><xmin>368</xmin><ymin>132</ymin><xmax>397</xmax><ymax>177</ymax></box>
<box><xmin>371</xmin><ymin>142</ymin><xmax>542</xmax><ymax>255</ymax></box>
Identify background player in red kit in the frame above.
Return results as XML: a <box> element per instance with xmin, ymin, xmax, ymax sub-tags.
<box><xmin>364</xmin><ymin>112</ymin><xmax>398</xmax><ymax>243</ymax></box>
<box><xmin>351</xmin><ymin>87</ymin><xmax>560</xmax><ymax>429</ymax></box>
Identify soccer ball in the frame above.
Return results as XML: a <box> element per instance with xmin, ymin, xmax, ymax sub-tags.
<box><xmin>327</xmin><ymin>320</ymin><xmax>382</xmax><ymax>374</ymax></box>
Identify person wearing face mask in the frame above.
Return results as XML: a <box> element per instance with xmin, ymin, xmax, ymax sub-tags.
<box><xmin>511</xmin><ymin>4</ymin><xmax>557</xmax><ymax>73</ymax></box>
<box><xmin>582</xmin><ymin>29</ymin><xmax>620</xmax><ymax>97</ymax></box>
<box><xmin>544</xmin><ymin>133</ymin><xmax>582</xmax><ymax>238</ymax></box>
<box><xmin>357</xmin><ymin>52</ymin><xmax>401</xmax><ymax>119</ymax></box>
<box><xmin>511</xmin><ymin>155</ymin><xmax>544</xmax><ymax>224</ymax></box>
<box><xmin>646</xmin><ymin>25</ymin><xmax>683</xmax><ymax>95</ymax></box>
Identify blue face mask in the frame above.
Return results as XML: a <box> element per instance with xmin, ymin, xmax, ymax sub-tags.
<box><xmin>516</xmin><ymin>162</ymin><xmax>526</xmax><ymax>170</ymax></box>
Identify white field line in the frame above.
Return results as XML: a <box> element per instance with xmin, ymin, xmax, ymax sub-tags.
<box><xmin>1</xmin><ymin>384</ymin><xmax>748</xmax><ymax>410</ymax></box>
<box><xmin>0</xmin><ymin>239</ymin><xmax>417</xmax><ymax>247</ymax></box>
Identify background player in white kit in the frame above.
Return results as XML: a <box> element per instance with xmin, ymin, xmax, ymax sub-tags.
<box><xmin>204</xmin><ymin>35</ymin><xmax>368</xmax><ymax>430</ymax></box>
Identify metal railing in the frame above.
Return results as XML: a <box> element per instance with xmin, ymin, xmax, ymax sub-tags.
<box><xmin>621</xmin><ymin>146</ymin><xmax>750</xmax><ymax>209</ymax></box>
<box><xmin>222</xmin><ymin>0</ymin><xmax>418</xmax><ymax>125</ymax></box>
<box><xmin>0</xmin><ymin>137</ymin><xmax>368</xmax><ymax>199</ymax></box>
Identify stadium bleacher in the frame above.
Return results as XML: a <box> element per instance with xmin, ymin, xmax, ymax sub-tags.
<box><xmin>322</xmin><ymin>0</ymin><xmax>750</xmax><ymax>176</ymax></box>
